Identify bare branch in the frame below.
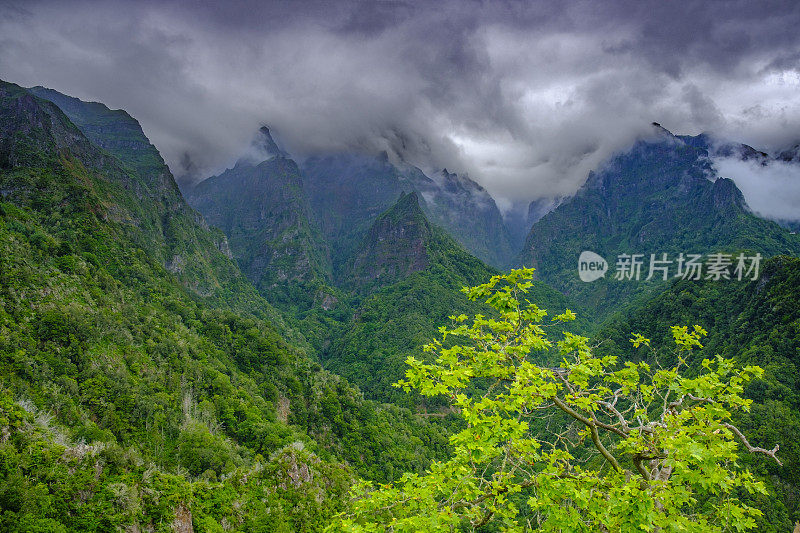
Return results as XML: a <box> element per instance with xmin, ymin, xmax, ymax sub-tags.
<box><xmin>597</xmin><ymin>400</ymin><xmax>632</xmax><ymax>435</ymax></box>
<box><xmin>722</xmin><ymin>423</ymin><xmax>782</xmax><ymax>466</ymax></box>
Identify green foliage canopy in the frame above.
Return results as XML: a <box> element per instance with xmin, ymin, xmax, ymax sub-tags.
<box><xmin>333</xmin><ymin>268</ymin><xmax>781</xmax><ymax>532</ymax></box>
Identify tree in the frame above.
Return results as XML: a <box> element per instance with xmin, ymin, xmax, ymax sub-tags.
<box><xmin>332</xmin><ymin>268</ymin><xmax>782</xmax><ymax>532</ymax></box>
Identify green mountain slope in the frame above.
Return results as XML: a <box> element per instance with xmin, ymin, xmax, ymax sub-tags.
<box><xmin>324</xmin><ymin>193</ymin><xmax>586</xmax><ymax>407</ymax></box>
<box><xmin>519</xmin><ymin>124</ymin><xmax>800</xmax><ymax>318</ymax></box>
<box><xmin>344</xmin><ymin>191</ymin><xmax>486</xmax><ymax>293</ymax></box>
<box><xmin>23</xmin><ymin>85</ymin><xmax>288</xmax><ymax>322</ymax></box>
<box><xmin>28</xmin><ymin>85</ymin><xmax>170</xmax><ymax>186</ymax></box>
<box><xmin>301</xmin><ymin>153</ymin><xmax>515</xmax><ymax>270</ymax></box>
<box><xmin>185</xmin><ymin>130</ymin><xmax>333</xmax><ymax>314</ymax></box>
<box><xmin>0</xmin><ymin>80</ymin><xmax>452</xmax><ymax>531</ymax></box>
<box><xmin>594</xmin><ymin>255</ymin><xmax>800</xmax><ymax>530</ymax></box>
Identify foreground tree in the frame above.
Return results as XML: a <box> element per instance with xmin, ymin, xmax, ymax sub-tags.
<box><xmin>331</xmin><ymin>268</ymin><xmax>781</xmax><ymax>532</ymax></box>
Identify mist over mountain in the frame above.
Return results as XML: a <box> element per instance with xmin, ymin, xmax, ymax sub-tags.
<box><xmin>518</xmin><ymin>123</ymin><xmax>800</xmax><ymax>316</ymax></box>
<box><xmin>4</xmin><ymin>0</ymin><xmax>800</xmax><ymax>212</ymax></box>
<box><xmin>3</xmin><ymin>1</ymin><xmax>800</xmax><ymax>529</ymax></box>
<box><xmin>184</xmin><ymin>132</ymin><xmax>332</xmax><ymax>313</ymax></box>
<box><xmin>710</xmin><ymin>152</ymin><xmax>800</xmax><ymax>227</ymax></box>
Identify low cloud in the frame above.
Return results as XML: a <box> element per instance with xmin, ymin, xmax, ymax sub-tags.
<box><xmin>1</xmin><ymin>0</ymin><xmax>799</xmax><ymax>216</ymax></box>
<box><xmin>712</xmin><ymin>156</ymin><xmax>800</xmax><ymax>223</ymax></box>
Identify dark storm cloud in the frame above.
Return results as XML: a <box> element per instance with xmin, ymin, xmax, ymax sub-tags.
<box><xmin>1</xmin><ymin>0</ymin><xmax>799</xmax><ymax>216</ymax></box>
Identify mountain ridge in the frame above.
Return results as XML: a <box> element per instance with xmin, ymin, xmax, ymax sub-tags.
<box><xmin>518</xmin><ymin>123</ymin><xmax>800</xmax><ymax>318</ymax></box>
<box><xmin>185</xmin><ymin>139</ymin><xmax>333</xmax><ymax>314</ymax></box>
<box><xmin>0</xmin><ymin>79</ymin><xmax>460</xmax><ymax>530</ymax></box>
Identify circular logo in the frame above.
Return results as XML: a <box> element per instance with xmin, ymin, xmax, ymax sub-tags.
<box><xmin>578</xmin><ymin>251</ymin><xmax>608</xmax><ymax>282</ymax></box>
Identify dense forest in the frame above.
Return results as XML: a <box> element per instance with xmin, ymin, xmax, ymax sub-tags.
<box><xmin>1</xmin><ymin>75</ymin><xmax>799</xmax><ymax>532</ymax></box>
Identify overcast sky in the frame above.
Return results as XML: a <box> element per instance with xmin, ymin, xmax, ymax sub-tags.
<box><xmin>2</xmin><ymin>0</ymin><xmax>799</xmax><ymax>214</ymax></box>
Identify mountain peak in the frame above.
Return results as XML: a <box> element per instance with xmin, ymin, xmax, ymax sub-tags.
<box><xmin>232</xmin><ymin>126</ymin><xmax>290</xmax><ymax>168</ymax></box>
<box><xmin>519</xmin><ymin>123</ymin><xmax>797</xmax><ymax>319</ymax></box>
<box><xmin>255</xmin><ymin>125</ymin><xmax>289</xmax><ymax>159</ymax></box>
<box><xmin>346</xmin><ymin>192</ymin><xmax>432</xmax><ymax>291</ymax></box>
<box><xmin>778</xmin><ymin>142</ymin><xmax>800</xmax><ymax>162</ymax></box>
<box><xmin>394</xmin><ymin>190</ymin><xmax>422</xmax><ymax>211</ymax></box>
<box><xmin>26</xmin><ymin>84</ymin><xmax>172</xmax><ymax>192</ymax></box>
<box><xmin>647</xmin><ymin>121</ymin><xmax>677</xmax><ymax>140</ymax></box>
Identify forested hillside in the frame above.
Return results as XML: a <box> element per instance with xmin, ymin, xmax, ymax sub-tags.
<box><xmin>519</xmin><ymin>124</ymin><xmax>800</xmax><ymax>318</ymax></box>
<box><xmin>185</xmin><ymin>129</ymin><xmax>333</xmax><ymax>315</ymax></box>
<box><xmin>324</xmin><ymin>191</ymin><xmax>587</xmax><ymax>407</ymax></box>
<box><xmin>3</xmin><ymin>79</ymin><xmax>800</xmax><ymax>532</ymax></box>
<box><xmin>0</xmin><ymin>80</ymin><xmax>453</xmax><ymax>531</ymax></box>
<box><xmin>595</xmin><ymin>255</ymin><xmax>800</xmax><ymax>529</ymax></box>
<box><xmin>6</xmin><ymin>1</ymin><xmax>800</xmax><ymax>530</ymax></box>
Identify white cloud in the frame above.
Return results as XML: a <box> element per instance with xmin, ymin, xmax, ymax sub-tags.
<box><xmin>712</xmin><ymin>157</ymin><xmax>800</xmax><ymax>222</ymax></box>
<box><xmin>1</xmin><ymin>0</ymin><xmax>799</xmax><ymax>215</ymax></box>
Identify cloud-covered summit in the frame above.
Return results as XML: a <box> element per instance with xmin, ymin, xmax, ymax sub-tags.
<box><xmin>2</xmin><ymin>0</ymin><xmax>799</xmax><ymax>214</ymax></box>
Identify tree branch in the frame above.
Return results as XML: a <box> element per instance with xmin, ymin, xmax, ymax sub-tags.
<box><xmin>551</xmin><ymin>396</ymin><xmax>621</xmax><ymax>471</ymax></box>
<box><xmin>722</xmin><ymin>422</ymin><xmax>782</xmax><ymax>466</ymax></box>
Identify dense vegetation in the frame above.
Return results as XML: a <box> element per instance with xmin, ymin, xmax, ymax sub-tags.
<box><xmin>0</xmin><ymin>80</ymin><xmax>451</xmax><ymax>531</ymax></box>
<box><xmin>186</xmin><ymin>151</ymin><xmax>332</xmax><ymax>315</ymax></box>
<box><xmin>3</xmin><ymin>79</ymin><xmax>799</xmax><ymax>531</ymax></box>
<box><xmin>336</xmin><ymin>270</ymin><xmax>780</xmax><ymax>531</ymax></box>
<box><xmin>318</xmin><ymin>191</ymin><xmax>587</xmax><ymax>407</ymax></box>
<box><xmin>595</xmin><ymin>255</ymin><xmax>800</xmax><ymax>529</ymax></box>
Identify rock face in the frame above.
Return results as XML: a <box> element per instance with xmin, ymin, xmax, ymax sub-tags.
<box><xmin>301</xmin><ymin>152</ymin><xmax>415</xmax><ymax>275</ymax></box>
<box><xmin>518</xmin><ymin>123</ymin><xmax>800</xmax><ymax>316</ymax></box>
<box><xmin>778</xmin><ymin>142</ymin><xmax>800</xmax><ymax>163</ymax></box>
<box><xmin>185</xmin><ymin>134</ymin><xmax>516</xmax><ymax>309</ymax></box>
<box><xmin>420</xmin><ymin>169</ymin><xmax>515</xmax><ymax>268</ymax></box>
<box><xmin>526</xmin><ymin>197</ymin><xmax>560</xmax><ymax>225</ymax></box>
<box><xmin>28</xmin><ymin>85</ymin><xmax>176</xmax><ymax>194</ymax></box>
<box><xmin>346</xmin><ymin>192</ymin><xmax>432</xmax><ymax>291</ymax></box>
<box><xmin>0</xmin><ymin>83</ymin><xmax>112</xmax><ymax>172</ymax></box>
<box><xmin>301</xmin><ymin>153</ymin><xmax>515</xmax><ymax>270</ymax></box>
<box><xmin>185</xmin><ymin>132</ymin><xmax>329</xmax><ymax>310</ymax></box>
<box><xmin>3</xmin><ymin>81</ymin><xmax>258</xmax><ymax>306</ymax></box>
<box><xmin>252</xmin><ymin>125</ymin><xmax>289</xmax><ymax>159</ymax></box>
<box><xmin>171</xmin><ymin>504</ymin><xmax>194</xmax><ymax>533</ymax></box>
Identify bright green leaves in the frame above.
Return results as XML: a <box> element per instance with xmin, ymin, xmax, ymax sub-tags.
<box><xmin>334</xmin><ymin>269</ymin><xmax>779</xmax><ymax>532</ymax></box>
<box><xmin>551</xmin><ymin>308</ymin><xmax>576</xmax><ymax>323</ymax></box>
<box><xmin>671</xmin><ymin>324</ymin><xmax>707</xmax><ymax>351</ymax></box>
<box><xmin>630</xmin><ymin>332</ymin><xmax>651</xmax><ymax>348</ymax></box>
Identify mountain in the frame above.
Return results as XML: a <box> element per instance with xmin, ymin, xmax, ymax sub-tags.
<box><xmin>325</xmin><ymin>191</ymin><xmax>496</xmax><ymax>405</ymax></box>
<box><xmin>250</xmin><ymin>125</ymin><xmax>290</xmax><ymax>159</ymax></box>
<box><xmin>344</xmin><ymin>190</ymin><xmax>499</xmax><ymax>294</ymax></box>
<box><xmin>501</xmin><ymin>197</ymin><xmax>564</xmax><ymax>251</ymax></box>
<box><xmin>323</xmin><ymin>192</ymin><xmax>586</xmax><ymax>407</ymax></box>
<box><xmin>24</xmin><ymin>85</ymin><xmax>281</xmax><ymax>317</ymax></box>
<box><xmin>345</xmin><ymin>191</ymin><xmax>434</xmax><ymax>292</ymax></box>
<box><xmin>301</xmin><ymin>153</ymin><xmax>515</xmax><ymax>269</ymax></box>
<box><xmin>778</xmin><ymin>142</ymin><xmax>800</xmax><ymax>163</ymax></box>
<box><xmin>527</xmin><ymin>196</ymin><xmax>565</xmax><ymax>225</ymax></box>
<box><xmin>0</xmin><ymin>80</ymin><xmax>456</xmax><ymax>530</ymax></box>
<box><xmin>300</xmin><ymin>152</ymin><xmax>425</xmax><ymax>274</ymax></box>
<box><xmin>28</xmin><ymin>86</ymin><xmax>173</xmax><ymax>188</ymax></box>
<box><xmin>594</xmin><ymin>255</ymin><xmax>800</xmax><ymax>531</ymax></box>
<box><xmin>518</xmin><ymin>123</ymin><xmax>800</xmax><ymax>318</ymax></box>
<box><xmin>185</xmin><ymin>128</ymin><xmax>332</xmax><ymax>314</ymax></box>
<box><xmin>420</xmin><ymin>168</ymin><xmax>516</xmax><ymax>268</ymax></box>
<box><xmin>691</xmin><ymin>133</ymin><xmax>770</xmax><ymax>163</ymax></box>
<box><xmin>688</xmin><ymin>133</ymin><xmax>800</xmax><ymax>232</ymax></box>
